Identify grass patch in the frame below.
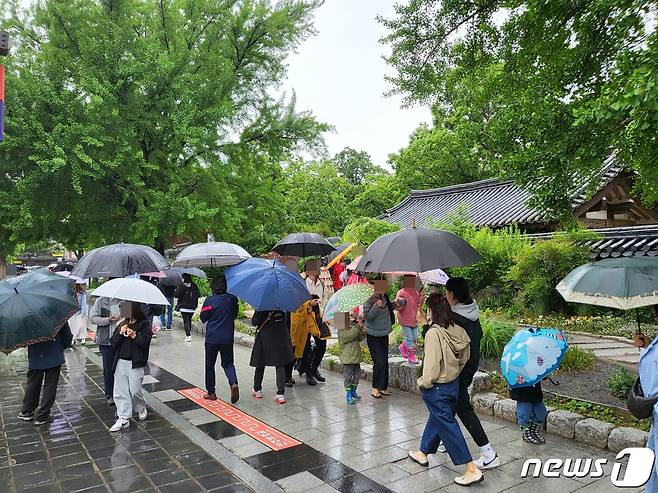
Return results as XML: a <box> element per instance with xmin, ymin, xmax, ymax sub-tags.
<box><xmin>547</xmin><ymin>395</ymin><xmax>650</xmax><ymax>432</ymax></box>
<box><xmin>480</xmin><ymin>318</ymin><xmax>516</xmax><ymax>359</ymax></box>
<box><xmin>608</xmin><ymin>366</ymin><xmax>636</xmax><ymax>401</ymax></box>
<box><xmin>558</xmin><ymin>346</ymin><xmax>596</xmax><ymax>372</ymax></box>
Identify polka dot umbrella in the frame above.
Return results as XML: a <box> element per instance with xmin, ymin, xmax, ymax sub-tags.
<box><xmin>323</xmin><ymin>283</ymin><xmax>374</xmax><ymax>321</ymax></box>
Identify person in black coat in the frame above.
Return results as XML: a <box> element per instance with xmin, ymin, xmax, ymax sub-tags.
<box><xmin>174</xmin><ymin>274</ymin><xmax>200</xmax><ymax>342</ymax></box>
<box><xmin>109</xmin><ymin>302</ymin><xmax>152</xmax><ymax>432</ymax></box>
<box><xmin>250</xmin><ymin>310</ymin><xmax>294</xmax><ymax>404</ymax></box>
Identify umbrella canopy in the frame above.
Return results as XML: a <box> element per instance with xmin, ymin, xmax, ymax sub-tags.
<box><xmin>272</xmin><ymin>233</ymin><xmax>336</xmax><ymax>258</ymax></box>
<box><xmin>171</xmin><ymin>266</ymin><xmax>207</xmax><ymax>279</ymax></box>
<box><xmin>0</xmin><ymin>270</ymin><xmax>79</xmax><ymax>354</ymax></box>
<box><xmin>501</xmin><ymin>328</ymin><xmax>568</xmax><ymax>388</ymax></box>
<box><xmin>556</xmin><ymin>257</ymin><xmax>658</xmax><ymax>310</ymax></box>
<box><xmin>323</xmin><ymin>283</ymin><xmax>374</xmax><ymax>321</ymax></box>
<box><xmin>386</xmin><ymin>269</ymin><xmax>449</xmax><ymax>285</ymax></box>
<box><xmin>225</xmin><ymin>258</ymin><xmax>311</xmax><ymax>311</ymax></box>
<box><xmin>347</xmin><ymin>256</ymin><xmax>362</xmax><ymax>271</ymax></box>
<box><xmin>326</xmin><ymin>243</ymin><xmax>356</xmax><ymax>269</ymax></box>
<box><xmin>92</xmin><ymin>278</ymin><xmax>170</xmax><ymax>305</ymax></box>
<box><xmin>326</xmin><ymin>236</ymin><xmax>342</xmax><ymax>246</ymax></box>
<box><xmin>55</xmin><ymin>271</ymin><xmax>88</xmax><ymax>284</ymax></box>
<box><xmin>52</xmin><ymin>263</ymin><xmax>76</xmax><ymax>272</ymax></box>
<box><xmin>139</xmin><ymin>271</ymin><xmax>166</xmax><ymax>278</ymax></box>
<box><xmin>72</xmin><ymin>243</ymin><xmax>168</xmax><ymax>279</ymax></box>
<box><xmin>173</xmin><ymin>242</ymin><xmax>251</xmax><ymax>268</ymax></box>
<box><xmin>356</xmin><ymin>227</ymin><xmax>482</xmax><ymax>273</ymax></box>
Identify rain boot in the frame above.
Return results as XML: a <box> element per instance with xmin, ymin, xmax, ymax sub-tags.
<box><xmin>351</xmin><ymin>384</ymin><xmax>361</xmax><ymax>400</ymax></box>
<box><xmin>407</xmin><ymin>347</ymin><xmax>419</xmax><ymax>365</ymax></box>
<box><xmin>399</xmin><ymin>341</ymin><xmax>408</xmax><ymax>360</ymax></box>
<box><xmin>345</xmin><ymin>389</ymin><xmax>355</xmax><ymax>405</ymax></box>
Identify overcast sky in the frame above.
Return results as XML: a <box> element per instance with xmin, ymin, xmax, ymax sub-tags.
<box><xmin>283</xmin><ymin>0</ymin><xmax>431</xmax><ymax>168</ymax></box>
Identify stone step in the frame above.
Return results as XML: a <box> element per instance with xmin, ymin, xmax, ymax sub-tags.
<box><xmin>571</xmin><ymin>341</ymin><xmax>631</xmax><ymax>350</ymax></box>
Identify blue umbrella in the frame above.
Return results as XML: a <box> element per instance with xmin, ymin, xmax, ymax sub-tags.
<box><xmin>500</xmin><ymin>327</ymin><xmax>568</xmax><ymax>388</ymax></box>
<box><xmin>225</xmin><ymin>258</ymin><xmax>311</xmax><ymax>311</ymax></box>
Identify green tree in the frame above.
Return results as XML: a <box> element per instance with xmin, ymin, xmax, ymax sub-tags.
<box><xmin>0</xmin><ymin>0</ymin><xmax>327</xmax><ymax>262</ymax></box>
<box><xmin>349</xmin><ymin>173</ymin><xmax>407</xmax><ymax>219</ymax></box>
<box><xmin>342</xmin><ymin>217</ymin><xmax>400</xmax><ymax>247</ymax></box>
<box><xmin>380</xmin><ymin>0</ymin><xmax>658</xmax><ymax>214</ymax></box>
<box><xmin>331</xmin><ymin>147</ymin><xmax>385</xmax><ymax>186</ymax></box>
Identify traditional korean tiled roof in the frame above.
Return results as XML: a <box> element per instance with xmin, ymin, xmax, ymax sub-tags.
<box><xmin>528</xmin><ymin>225</ymin><xmax>658</xmax><ymax>260</ymax></box>
<box><xmin>382</xmin><ymin>156</ymin><xmax>624</xmax><ymax>228</ymax></box>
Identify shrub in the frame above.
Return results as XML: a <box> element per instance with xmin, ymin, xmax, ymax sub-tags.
<box><xmin>559</xmin><ymin>346</ymin><xmax>596</xmax><ymax>372</ymax></box>
<box><xmin>608</xmin><ymin>366</ymin><xmax>636</xmax><ymax>400</ymax></box>
<box><xmin>506</xmin><ymin>231</ymin><xmax>592</xmax><ymax>314</ymax></box>
<box><xmin>480</xmin><ymin>318</ymin><xmax>516</xmax><ymax>359</ymax></box>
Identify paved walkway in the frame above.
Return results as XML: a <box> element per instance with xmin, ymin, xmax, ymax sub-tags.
<box><xmin>1</xmin><ymin>328</ymin><xmax>646</xmax><ymax>493</ymax></box>
<box><xmin>567</xmin><ymin>332</ymin><xmax>640</xmax><ymax>368</ymax></box>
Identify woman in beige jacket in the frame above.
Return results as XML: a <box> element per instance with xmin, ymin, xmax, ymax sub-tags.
<box><xmin>408</xmin><ymin>294</ymin><xmax>484</xmax><ymax>487</ymax></box>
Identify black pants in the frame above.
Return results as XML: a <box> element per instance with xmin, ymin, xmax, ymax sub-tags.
<box><xmin>457</xmin><ymin>371</ymin><xmax>489</xmax><ymax>447</ymax></box>
<box><xmin>99</xmin><ymin>345</ymin><xmax>116</xmax><ymax>397</ymax></box>
<box><xmin>181</xmin><ymin>312</ymin><xmax>193</xmax><ymax>336</ymax></box>
<box><xmin>205</xmin><ymin>343</ymin><xmax>238</xmax><ymax>394</ymax></box>
<box><xmin>367</xmin><ymin>334</ymin><xmax>389</xmax><ymax>390</ymax></box>
<box><xmin>299</xmin><ymin>335</ymin><xmax>327</xmax><ymax>375</ymax></box>
<box><xmin>21</xmin><ymin>366</ymin><xmax>61</xmax><ymax>421</ymax></box>
<box><xmin>253</xmin><ymin>366</ymin><xmax>286</xmax><ymax>395</ymax></box>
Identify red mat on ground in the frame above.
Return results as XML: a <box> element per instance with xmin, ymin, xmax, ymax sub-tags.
<box><xmin>177</xmin><ymin>387</ymin><xmax>301</xmax><ymax>451</ymax></box>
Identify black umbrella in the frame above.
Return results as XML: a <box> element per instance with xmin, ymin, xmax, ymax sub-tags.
<box><xmin>325</xmin><ymin>236</ymin><xmax>342</xmax><ymax>246</ymax></box>
<box><xmin>356</xmin><ymin>227</ymin><xmax>482</xmax><ymax>273</ymax></box>
<box><xmin>52</xmin><ymin>263</ymin><xmax>76</xmax><ymax>272</ymax></box>
<box><xmin>326</xmin><ymin>243</ymin><xmax>353</xmax><ymax>264</ymax></box>
<box><xmin>272</xmin><ymin>233</ymin><xmax>336</xmax><ymax>258</ymax></box>
<box><xmin>159</xmin><ymin>267</ymin><xmax>207</xmax><ymax>287</ymax></box>
<box><xmin>72</xmin><ymin>243</ymin><xmax>169</xmax><ymax>279</ymax></box>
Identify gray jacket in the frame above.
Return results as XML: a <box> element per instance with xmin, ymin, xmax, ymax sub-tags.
<box><xmin>90</xmin><ymin>297</ymin><xmax>120</xmax><ymax>346</ymax></box>
<box><xmin>363</xmin><ymin>295</ymin><xmax>393</xmax><ymax>338</ymax></box>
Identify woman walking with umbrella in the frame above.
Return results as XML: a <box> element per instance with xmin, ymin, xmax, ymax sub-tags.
<box><xmin>175</xmin><ymin>273</ymin><xmax>200</xmax><ymax>343</ymax></box>
<box><xmin>69</xmin><ymin>283</ymin><xmax>89</xmax><ymax>345</ymax></box>
<box><xmin>363</xmin><ymin>278</ymin><xmax>396</xmax><ymax>398</ymax></box>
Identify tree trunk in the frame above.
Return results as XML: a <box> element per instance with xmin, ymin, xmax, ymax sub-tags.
<box><xmin>0</xmin><ymin>255</ymin><xmax>6</xmax><ymax>280</ymax></box>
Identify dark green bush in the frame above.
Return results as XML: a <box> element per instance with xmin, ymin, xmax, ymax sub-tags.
<box><xmin>480</xmin><ymin>318</ymin><xmax>516</xmax><ymax>359</ymax></box>
<box><xmin>608</xmin><ymin>366</ymin><xmax>637</xmax><ymax>400</ymax></box>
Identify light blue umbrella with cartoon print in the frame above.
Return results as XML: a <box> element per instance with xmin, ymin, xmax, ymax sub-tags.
<box><xmin>501</xmin><ymin>327</ymin><xmax>568</xmax><ymax>388</ymax></box>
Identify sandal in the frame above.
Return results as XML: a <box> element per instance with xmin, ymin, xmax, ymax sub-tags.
<box><xmin>380</xmin><ymin>389</ymin><xmax>392</xmax><ymax>396</ymax></box>
<box><xmin>454</xmin><ymin>469</ymin><xmax>484</xmax><ymax>486</ymax></box>
<box><xmin>408</xmin><ymin>451</ymin><xmax>428</xmax><ymax>467</ymax></box>
<box><xmin>371</xmin><ymin>389</ymin><xmax>382</xmax><ymax>399</ymax></box>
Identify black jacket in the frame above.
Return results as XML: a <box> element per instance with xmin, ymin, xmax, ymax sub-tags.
<box><xmin>174</xmin><ymin>282</ymin><xmax>200</xmax><ymax>311</ymax></box>
<box><xmin>452</xmin><ymin>311</ymin><xmax>482</xmax><ymax>382</ymax></box>
<box><xmin>159</xmin><ymin>282</ymin><xmax>176</xmax><ymax>298</ymax></box>
<box><xmin>509</xmin><ymin>382</ymin><xmax>543</xmax><ymax>403</ymax></box>
<box><xmin>110</xmin><ymin>319</ymin><xmax>152</xmax><ymax>369</ymax></box>
<box><xmin>249</xmin><ymin>310</ymin><xmax>294</xmax><ymax>368</ymax></box>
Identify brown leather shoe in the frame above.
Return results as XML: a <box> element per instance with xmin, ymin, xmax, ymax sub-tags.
<box><xmin>203</xmin><ymin>393</ymin><xmax>217</xmax><ymax>401</ymax></box>
<box><xmin>230</xmin><ymin>384</ymin><xmax>240</xmax><ymax>404</ymax></box>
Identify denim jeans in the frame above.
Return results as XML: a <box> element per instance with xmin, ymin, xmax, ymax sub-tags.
<box><xmin>402</xmin><ymin>325</ymin><xmax>419</xmax><ymax>346</ymax></box>
<box><xmin>99</xmin><ymin>344</ymin><xmax>116</xmax><ymax>398</ymax></box>
<box><xmin>647</xmin><ymin>411</ymin><xmax>657</xmax><ymax>492</ymax></box>
<box><xmin>420</xmin><ymin>379</ymin><xmax>472</xmax><ymax>466</ymax></box>
<box><xmin>205</xmin><ymin>342</ymin><xmax>238</xmax><ymax>394</ymax></box>
<box><xmin>516</xmin><ymin>400</ymin><xmax>547</xmax><ymax>426</ymax></box>
<box><xmin>160</xmin><ymin>297</ymin><xmax>174</xmax><ymax>328</ymax></box>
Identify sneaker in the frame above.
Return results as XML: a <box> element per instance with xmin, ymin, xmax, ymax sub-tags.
<box><xmin>252</xmin><ymin>389</ymin><xmax>263</xmax><ymax>399</ymax></box>
<box><xmin>438</xmin><ymin>442</ymin><xmax>447</xmax><ymax>453</ymax></box>
<box><xmin>306</xmin><ymin>375</ymin><xmax>317</xmax><ymax>386</ymax></box>
<box><xmin>230</xmin><ymin>384</ymin><xmax>240</xmax><ymax>404</ymax></box>
<box><xmin>107</xmin><ymin>396</ymin><xmax>115</xmax><ymax>407</ymax></box>
<box><xmin>110</xmin><ymin>419</ymin><xmax>130</xmax><ymax>432</ymax></box>
<box><xmin>203</xmin><ymin>393</ymin><xmax>217</xmax><ymax>401</ymax></box>
<box><xmin>274</xmin><ymin>394</ymin><xmax>286</xmax><ymax>404</ymax></box>
<box><xmin>475</xmin><ymin>453</ymin><xmax>501</xmax><ymax>470</ymax></box>
<box><xmin>34</xmin><ymin>414</ymin><xmax>55</xmax><ymax>426</ymax></box>
<box><xmin>138</xmin><ymin>408</ymin><xmax>148</xmax><ymax>421</ymax></box>
<box><xmin>184</xmin><ymin>336</ymin><xmax>192</xmax><ymax>343</ymax></box>
<box><xmin>17</xmin><ymin>412</ymin><xmax>34</xmax><ymax>421</ymax></box>
<box><xmin>165</xmin><ymin>326</ymin><xmax>172</xmax><ymax>331</ymax></box>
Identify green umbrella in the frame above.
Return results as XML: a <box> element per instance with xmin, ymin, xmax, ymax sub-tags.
<box><xmin>323</xmin><ymin>283</ymin><xmax>374</xmax><ymax>321</ymax></box>
<box><xmin>0</xmin><ymin>269</ymin><xmax>79</xmax><ymax>354</ymax></box>
<box><xmin>556</xmin><ymin>257</ymin><xmax>658</xmax><ymax>332</ymax></box>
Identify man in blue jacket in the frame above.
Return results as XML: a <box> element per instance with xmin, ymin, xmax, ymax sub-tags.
<box><xmin>18</xmin><ymin>322</ymin><xmax>73</xmax><ymax>425</ymax></box>
<box><xmin>200</xmin><ymin>274</ymin><xmax>240</xmax><ymax>403</ymax></box>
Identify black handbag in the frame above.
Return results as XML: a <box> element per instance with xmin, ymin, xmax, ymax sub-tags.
<box><xmin>627</xmin><ymin>377</ymin><xmax>658</xmax><ymax>420</ymax></box>
<box><xmin>315</xmin><ymin>315</ymin><xmax>331</xmax><ymax>339</ymax></box>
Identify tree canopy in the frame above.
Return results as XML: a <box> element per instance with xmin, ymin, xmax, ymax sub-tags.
<box><xmin>380</xmin><ymin>0</ymin><xmax>658</xmax><ymax>216</ymax></box>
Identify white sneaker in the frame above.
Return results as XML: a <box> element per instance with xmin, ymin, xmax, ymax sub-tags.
<box><xmin>185</xmin><ymin>336</ymin><xmax>192</xmax><ymax>343</ymax></box>
<box><xmin>138</xmin><ymin>408</ymin><xmax>148</xmax><ymax>421</ymax></box>
<box><xmin>474</xmin><ymin>453</ymin><xmax>500</xmax><ymax>470</ymax></box>
<box><xmin>80</xmin><ymin>339</ymin><xmax>86</xmax><ymax>345</ymax></box>
<box><xmin>109</xmin><ymin>419</ymin><xmax>130</xmax><ymax>432</ymax></box>
<box><xmin>252</xmin><ymin>390</ymin><xmax>263</xmax><ymax>399</ymax></box>
<box><xmin>274</xmin><ymin>394</ymin><xmax>286</xmax><ymax>404</ymax></box>
<box><xmin>438</xmin><ymin>442</ymin><xmax>447</xmax><ymax>453</ymax></box>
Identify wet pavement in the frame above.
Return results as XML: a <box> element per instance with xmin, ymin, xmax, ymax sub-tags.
<box><xmin>0</xmin><ymin>328</ymin><xmax>645</xmax><ymax>493</ymax></box>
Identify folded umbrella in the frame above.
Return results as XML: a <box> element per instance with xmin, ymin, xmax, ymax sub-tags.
<box><xmin>501</xmin><ymin>327</ymin><xmax>568</xmax><ymax>388</ymax></box>
<box><xmin>0</xmin><ymin>270</ymin><xmax>79</xmax><ymax>354</ymax></box>
<box><xmin>225</xmin><ymin>258</ymin><xmax>311</xmax><ymax>311</ymax></box>
<box><xmin>323</xmin><ymin>283</ymin><xmax>374</xmax><ymax>321</ymax></box>
<box><xmin>326</xmin><ymin>243</ymin><xmax>356</xmax><ymax>269</ymax></box>
<box><xmin>92</xmin><ymin>278</ymin><xmax>170</xmax><ymax>305</ymax></box>
<box><xmin>173</xmin><ymin>242</ymin><xmax>251</xmax><ymax>268</ymax></box>
<box><xmin>72</xmin><ymin>243</ymin><xmax>169</xmax><ymax>279</ymax></box>
<box><xmin>356</xmin><ymin>227</ymin><xmax>482</xmax><ymax>273</ymax></box>
<box><xmin>272</xmin><ymin>233</ymin><xmax>336</xmax><ymax>258</ymax></box>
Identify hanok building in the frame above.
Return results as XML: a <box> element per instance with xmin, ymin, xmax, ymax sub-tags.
<box><xmin>382</xmin><ymin>158</ymin><xmax>658</xmax><ymax>259</ymax></box>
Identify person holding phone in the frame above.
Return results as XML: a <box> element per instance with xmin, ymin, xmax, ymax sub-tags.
<box><xmin>109</xmin><ymin>302</ymin><xmax>153</xmax><ymax>432</ymax></box>
<box><xmin>90</xmin><ymin>289</ymin><xmax>121</xmax><ymax>406</ymax></box>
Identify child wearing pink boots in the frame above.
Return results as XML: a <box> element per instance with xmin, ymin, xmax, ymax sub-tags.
<box><xmin>395</xmin><ymin>275</ymin><xmax>425</xmax><ymax>365</ymax></box>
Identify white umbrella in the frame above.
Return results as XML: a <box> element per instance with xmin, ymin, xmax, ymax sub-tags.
<box><xmin>172</xmin><ymin>242</ymin><xmax>251</xmax><ymax>268</ymax></box>
<box><xmin>92</xmin><ymin>278</ymin><xmax>170</xmax><ymax>305</ymax></box>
